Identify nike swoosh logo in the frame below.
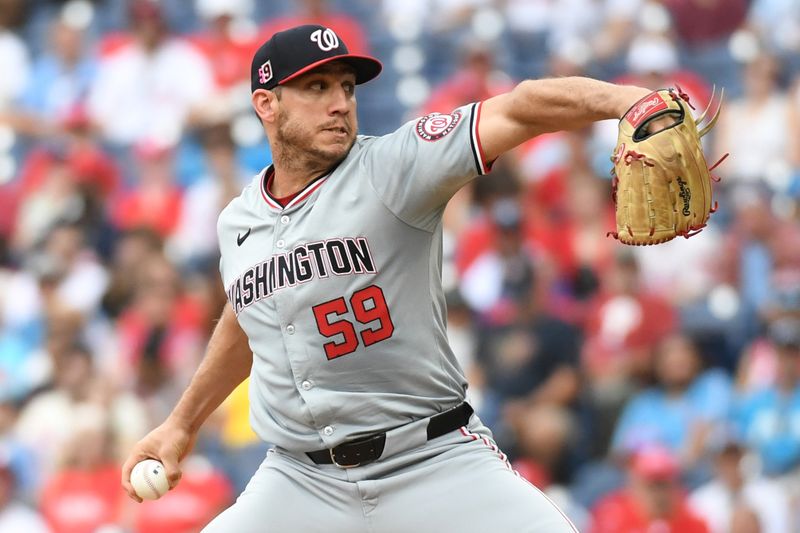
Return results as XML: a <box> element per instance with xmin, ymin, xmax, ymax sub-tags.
<box><xmin>237</xmin><ymin>228</ymin><xmax>252</xmax><ymax>246</ymax></box>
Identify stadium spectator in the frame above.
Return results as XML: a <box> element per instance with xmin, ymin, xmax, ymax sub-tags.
<box><xmin>735</xmin><ymin>318</ymin><xmax>800</xmax><ymax>476</ymax></box>
<box><xmin>168</xmin><ymin>122</ymin><xmax>250</xmax><ymax>270</ymax></box>
<box><xmin>513</xmin><ymin>403</ymin><xmax>591</xmax><ymax>531</ymax></box>
<box><xmin>661</xmin><ymin>0</ymin><xmax>748</xmax><ymax>49</ymax></box>
<box><xmin>460</xmin><ymin>198</ymin><xmax>538</xmax><ymax>325</ymax></box>
<box><xmin>10</xmin><ymin>11</ymin><xmax>96</xmax><ymax>139</ymax></box>
<box><xmin>444</xmin><ymin>290</ymin><xmax>483</xmax><ymax>410</ymax></box>
<box><xmin>512</xmin><ymin>403</ymin><xmax>577</xmax><ymax>485</ymax></box>
<box><xmin>0</xmin><ymin>0</ymin><xmax>30</xmax><ymax>113</ymax></box>
<box><xmin>114</xmin><ymin>254</ymin><xmax>205</xmax><ymax>415</ymax></box>
<box><xmin>101</xmin><ymin>228</ymin><xmax>163</xmax><ymax>320</ymax></box>
<box><xmin>11</xmin><ymin>150</ymin><xmax>82</xmax><ymax>252</ymax></box>
<box><xmin>190</xmin><ymin>0</ymin><xmax>257</xmax><ymax>91</ymax></box>
<box><xmin>0</xmin><ymin>448</ymin><xmax>50</xmax><ymax>533</ymax></box>
<box><xmin>581</xmin><ymin>250</ymin><xmax>677</xmax><ymax>415</ymax></box>
<box><xmin>131</xmin><ymin>454</ymin><xmax>232</xmax><ymax>533</ymax></box>
<box><xmin>0</xmin><ymin>399</ymin><xmax>38</xmax><ymax>502</ymax></box>
<box><xmin>111</xmin><ymin>141</ymin><xmax>184</xmax><ymax>238</ymax></box>
<box><xmin>514</xmin><ymin>135</ymin><xmax>616</xmax><ymax>310</ymax></box>
<box><xmin>14</xmin><ymin>343</ymin><xmax>98</xmax><ymax>488</ymax></box>
<box><xmin>6</xmin><ymin>120</ymin><xmax>120</xmax><ymax>256</ymax></box>
<box><xmin>688</xmin><ymin>429</ymin><xmax>791</xmax><ymax>533</ymax></box>
<box><xmin>610</xmin><ymin>334</ymin><xmax>733</xmax><ymax>470</ymax></box>
<box><xmin>714</xmin><ymin>52</ymin><xmax>797</xmax><ymax>190</ymax></box>
<box><xmin>589</xmin><ymin>445</ymin><xmax>710</xmax><ymax>533</ymax></box>
<box><xmin>260</xmin><ymin>0</ymin><xmax>369</xmax><ymax>56</ymax></box>
<box><xmin>0</xmin><ymin>253</ymin><xmax>51</xmax><ymax>403</ymax></box>
<box><xmin>737</xmin><ymin>284</ymin><xmax>800</xmax><ymax>391</ymax></box>
<box><xmin>38</xmin><ymin>404</ymin><xmax>123</xmax><ymax>533</ymax></box>
<box><xmin>588</xmin><ymin>0</ymin><xmax>646</xmax><ymax>63</ymax></box>
<box><xmin>418</xmin><ymin>40</ymin><xmax>514</xmax><ymax>116</ymax></box>
<box><xmin>28</xmin><ymin>223</ymin><xmax>108</xmax><ymax>317</ymax></box>
<box><xmin>87</xmin><ymin>0</ymin><xmax>216</xmax><ymax>146</ymax></box>
<box><xmin>747</xmin><ymin>0</ymin><xmax>800</xmax><ymax>58</ymax></box>
<box><xmin>617</xmin><ymin>33</ymin><xmax>711</xmax><ymax>108</ymax></box>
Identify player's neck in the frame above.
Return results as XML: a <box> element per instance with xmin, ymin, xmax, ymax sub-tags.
<box><xmin>270</xmin><ymin>151</ymin><xmax>337</xmax><ymax>197</ymax></box>
<box><xmin>270</xmin><ymin>164</ymin><xmax>329</xmax><ymax>198</ymax></box>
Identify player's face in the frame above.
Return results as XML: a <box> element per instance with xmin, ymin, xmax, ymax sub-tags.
<box><xmin>275</xmin><ymin>64</ymin><xmax>358</xmax><ymax>165</ymax></box>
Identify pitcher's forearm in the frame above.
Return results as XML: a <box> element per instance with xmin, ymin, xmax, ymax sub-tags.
<box><xmin>478</xmin><ymin>77</ymin><xmax>651</xmax><ymax>161</ymax></box>
<box><xmin>506</xmin><ymin>77</ymin><xmax>648</xmax><ymax>133</ymax></box>
<box><xmin>168</xmin><ymin>303</ymin><xmax>253</xmax><ymax>433</ymax></box>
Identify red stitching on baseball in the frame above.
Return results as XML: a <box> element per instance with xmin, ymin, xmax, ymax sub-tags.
<box><xmin>143</xmin><ymin>465</ymin><xmax>160</xmax><ymax>499</ymax></box>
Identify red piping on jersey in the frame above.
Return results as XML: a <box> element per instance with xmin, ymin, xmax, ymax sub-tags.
<box><xmin>260</xmin><ymin>169</ymin><xmax>281</xmax><ymax>209</ymax></box>
<box><xmin>474</xmin><ymin>102</ymin><xmax>492</xmax><ymax>174</ymax></box>
<box><xmin>286</xmin><ymin>176</ymin><xmax>329</xmax><ymax>209</ymax></box>
<box><xmin>459</xmin><ymin>427</ymin><xmax>512</xmax><ymax>470</ymax></box>
<box><xmin>260</xmin><ymin>167</ymin><xmax>330</xmax><ymax>210</ymax></box>
<box><xmin>460</xmin><ymin>426</ymin><xmax>579</xmax><ymax>533</ymax></box>
<box><xmin>264</xmin><ymin>171</ymin><xmax>302</xmax><ymax>206</ymax></box>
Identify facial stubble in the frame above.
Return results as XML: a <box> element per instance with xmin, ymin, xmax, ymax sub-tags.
<box><xmin>274</xmin><ymin>106</ymin><xmax>355</xmax><ymax>175</ymax></box>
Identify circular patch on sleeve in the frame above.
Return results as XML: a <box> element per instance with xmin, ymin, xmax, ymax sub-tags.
<box><xmin>415</xmin><ymin>111</ymin><xmax>462</xmax><ymax>141</ymax></box>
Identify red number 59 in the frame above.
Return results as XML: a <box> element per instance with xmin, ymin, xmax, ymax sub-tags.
<box><xmin>311</xmin><ymin>285</ymin><xmax>395</xmax><ymax>360</ymax></box>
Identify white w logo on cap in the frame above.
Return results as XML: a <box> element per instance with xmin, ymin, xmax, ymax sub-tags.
<box><xmin>310</xmin><ymin>28</ymin><xmax>339</xmax><ymax>51</ymax></box>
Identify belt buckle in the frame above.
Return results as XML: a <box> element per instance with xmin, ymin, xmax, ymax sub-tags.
<box><xmin>329</xmin><ymin>448</ymin><xmax>360</xmax><ymax>469</ymax></box>
<box><xmin>328</xmin><ymin>433</ymin><xmax>385</xmax><ymax>469</ymax></box>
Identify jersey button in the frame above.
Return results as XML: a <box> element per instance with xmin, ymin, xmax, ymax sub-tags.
<box><xmin>323</xmin><ymin>426</ymin><xmax>334</xmax><ymax>436</ymax></box>
<box><xmin>276</xmin><ymin>239</ymin><xmax>285</xmax><ymax>249</ymax></box>
<box><xmin>280</xmin><ymin>215</ymin><xmax>290</xmax><ymax>225</ymax></box>
<box><xmin>301</xmin><ymin>380</ymin><xmax>312</xmax><ymax>391</ymax></box>
<box><xmin>286</xmin><ymin>324</ymin><xmax>295</xmax><ymax>335</ymax></box>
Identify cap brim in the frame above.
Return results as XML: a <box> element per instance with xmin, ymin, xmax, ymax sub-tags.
<box><xmin>278</xmin><ymin>54</ymin><xmax>383</xmax><ymax>86</ymax></box>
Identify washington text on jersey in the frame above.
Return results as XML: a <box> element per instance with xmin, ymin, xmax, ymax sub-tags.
<box><xmin>226</xmin><ymin>237</ymin><xmax>377</xmax><ymax>316</ymax></box>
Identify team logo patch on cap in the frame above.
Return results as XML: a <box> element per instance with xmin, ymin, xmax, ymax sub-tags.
<box><xmin>415</xmin><ymin>111</ymin><xmax>462</xmax><ymax>142</ymax></box>
<box><xmin>310</xmin><ymin>28</ymin><xmax>339</xmax><ymax>51</ymax></box>
<box><xmin>258</xmin><ymin>60</ymin><xmax>273</xmax><ymax>85</ymax></box>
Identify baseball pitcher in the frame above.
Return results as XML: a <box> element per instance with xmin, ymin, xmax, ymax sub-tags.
<box><xmin>121</xmin><ymin>24</ymin><xmax>704</xmax><ymax>532</ymax></box>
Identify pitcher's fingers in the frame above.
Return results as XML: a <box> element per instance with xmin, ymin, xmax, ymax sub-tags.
<box><xmin>121</xmin><ymin>454</ymin><xmax>146</xmax><ymax>502</ymax></box>
<box><xmin>160</xmin><ymin>456</ymin><xmax>183</xmax><ymax>490</ymax></box>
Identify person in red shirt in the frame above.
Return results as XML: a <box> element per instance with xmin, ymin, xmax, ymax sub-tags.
<box><xmin>661</xmin><ymin>0</ymin><xmax>748</xmax><ymax>49</ymax></box>
<box><xmin>39</xmin><ymin>405</ymin><xmax>123</xmax><ymax>533</ymax></box>
<box><xmin>590</xmin><ymin>445</ymin><xmax>710</xmax><ymax>533</ymax></box>
<box><xmin>189</xmin><ymin>0</ymin><xmax>258</xmax><ymax>90</ymax></box>
<box><xmin>259</xmin><ymin>0</ymin><xmax>369</xmax><ymax>56</ymax></box>
<box><xmin>582</xmin><ymin>250</ymin><xmax>677</xmax><ymax>387</ymax></box>
<box><xmin>133</xmin><ymin>455</ymin><xmax>232</xmax><ymax>533</ymax></box>
<box><xmin>419</xmin><ymin>42</ymin><xmax>515</xmax><ymax>116</ymax></box>
<box><xmin>115</xmin><ymin>254</ymin><xmax>205</xmax><ymax>395</ymax></box>
<box><xmin>112</xmin><ymin>140</ymin><xmax>184</xmax><ymax>238</ymax></box>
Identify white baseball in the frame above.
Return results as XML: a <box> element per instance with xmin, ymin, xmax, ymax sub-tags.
<box><xmin>130</xmin><ymin>459</ymin><xmax>170</xmax><ymax>500</ymax></box>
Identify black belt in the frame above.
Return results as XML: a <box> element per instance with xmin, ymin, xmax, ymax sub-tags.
<box><xmin>307</xmin><ymin>402</ymin><xmax>474</xmax><ymax>468</ymax></box>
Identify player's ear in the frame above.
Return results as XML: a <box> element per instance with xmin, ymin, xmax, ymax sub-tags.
<box><xmin>252</xmin><ymin>88</ymin><xmax>279</xmax><ymax>124</ymax></box>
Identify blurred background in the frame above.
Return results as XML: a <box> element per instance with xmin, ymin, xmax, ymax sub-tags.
<box><xmin>0</xmin><ymin>0</ymin><xmax>799</xmax><ymax>531</ymax></box>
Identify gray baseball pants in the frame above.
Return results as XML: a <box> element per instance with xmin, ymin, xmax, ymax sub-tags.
<box><xmin>201</xmin><ymin>415</ymin><xmax>578</xmax><ymax>532</ymax></box>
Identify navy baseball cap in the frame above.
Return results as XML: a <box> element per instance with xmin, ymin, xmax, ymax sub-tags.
<box><xmin>251</xmin><ymin>25</ymin><xmax>382</xmax><ymax>93</ymax></box>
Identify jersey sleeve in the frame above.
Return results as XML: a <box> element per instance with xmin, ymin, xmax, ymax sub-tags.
<box><xmin>363</xmin><ymin>102</ymin><xmax>491</xmax><ymax>231</ymax></box>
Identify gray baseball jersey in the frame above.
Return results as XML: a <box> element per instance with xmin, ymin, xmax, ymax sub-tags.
<box><xmin>217</xmin><ymin>102</ymin><xmax>491</xmax><ymax>452</ymax></box>
<box><xmin>212</xmin><ymin>102</ymin><xmax>579</xmax><ymax>533</ymax></box>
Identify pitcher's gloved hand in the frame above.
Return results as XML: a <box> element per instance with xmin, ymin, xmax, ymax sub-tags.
<box><xmin>609</xmin><ymin>86</ymin><xmax>727</xmax><ymax>245</ymax></box>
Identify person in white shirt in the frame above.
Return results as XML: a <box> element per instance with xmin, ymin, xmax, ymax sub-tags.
<box><xmin>689</xmin><ymin>433</ymin><xmax>792</xmax><ymax>533</ymax></box>
<box><xmin>87</xmin><ymin>0</ymin><xmax>216</xmax><ymax>146</ymax></box>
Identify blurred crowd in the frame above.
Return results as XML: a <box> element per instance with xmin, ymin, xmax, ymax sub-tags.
<box><xmin>0</xmin><ymin>0</ymin><xmax>800</xmax><ymax>532</ymax></box>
